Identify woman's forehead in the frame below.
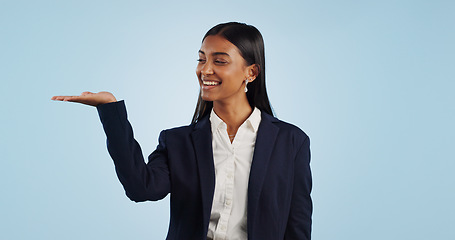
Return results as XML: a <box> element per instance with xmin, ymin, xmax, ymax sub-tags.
<box><xmin>200</xmin><ymin>35</ymin><xmax>240</xmax><ymax>56</ymax></box>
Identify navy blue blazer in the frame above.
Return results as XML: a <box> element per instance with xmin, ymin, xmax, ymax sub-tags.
<box><xmin>97</xmin><ymin>101</ymin><xmax>312</xmax><ymax>240</ymax></box>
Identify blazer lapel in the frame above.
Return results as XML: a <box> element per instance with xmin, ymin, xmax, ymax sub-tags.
<box><xmin>190</xmin><ymin>116</ymin><xmax>215</xmax><ymax>235</ymax></box>
<box><xmin>247</xmin><ymin>112</ymin><xmax>279</xmax><ymax>229</ymax></box>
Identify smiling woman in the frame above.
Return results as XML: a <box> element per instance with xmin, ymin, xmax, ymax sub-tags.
<box><xmin>196</xmin><ymin>35</ymin><xmax>258</xmax><ymax>135</ymax></box>
<box><xmin>51</xmin><ymin>22</ymin><xmax>312</xmax><ymax>240</ymax></box>
<box><xmin>197</xmin><ymin>36</ymin><xmax>251</xmax><ymax>101</ymax></box>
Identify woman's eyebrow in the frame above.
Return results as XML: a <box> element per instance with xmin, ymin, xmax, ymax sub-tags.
<box><xmin>198</xmin><ymin>50</ymin><xmax>230</xmax><ymax>57</ymax></box>
<box><xmin>213</xmin><ymin>52</ymin><xmax>230</xmax><ymax>57</ymax></box>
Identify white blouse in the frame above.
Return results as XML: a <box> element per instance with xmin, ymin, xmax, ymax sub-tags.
<box><xmin>207</xmin><ymin>107</ymin><xmax>262</xmax><ymax>240</ymax></box>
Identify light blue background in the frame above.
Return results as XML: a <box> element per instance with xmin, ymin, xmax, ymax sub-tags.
<box><xmin>1</xmin><ymin>0</ymin><xmax>454</xmax><ymax>239</ymax></box>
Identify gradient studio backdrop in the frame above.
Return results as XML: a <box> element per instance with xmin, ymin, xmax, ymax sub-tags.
<box><xmin>1</xmin><ymin>0</ymin><xmax>454</xmax><ymax>239</ymax></box>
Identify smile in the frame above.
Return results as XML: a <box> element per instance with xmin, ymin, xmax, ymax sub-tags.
<box><xmin>202</xmin><ymin>80</ymin><xmax>221</xmax><ymax>86</ymax></box>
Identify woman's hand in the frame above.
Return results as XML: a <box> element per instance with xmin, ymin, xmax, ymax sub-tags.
<box><xmin>51</xmin><ymin>91</ymin><xmax>117</xmax><ymax>107</ymax></box>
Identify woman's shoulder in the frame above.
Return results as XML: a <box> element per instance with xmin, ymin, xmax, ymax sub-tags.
<box><xmin>261</xmin><ymin>112</ymin><xmax>309</xmax><ymax>142</ymax></box>
<box><xmin>160</xmin><ymin>115</ymin><xmax>209</xmax><ymax>136</ymax></box>
<box><xmin>163</xmin><ymin>124</ymin><xmax>194</xmax><ymax>134</ymax></box>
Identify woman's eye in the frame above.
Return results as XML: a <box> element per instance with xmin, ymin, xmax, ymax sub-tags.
<box><xmin>197</xmin><ymin>59</ymin><xmax>206</xmax><ymax>62</ymax></box>
<box><xmin>215</xmin><ymin>60</ymin><xmax>227</xmax><ymax>64</ymax></box>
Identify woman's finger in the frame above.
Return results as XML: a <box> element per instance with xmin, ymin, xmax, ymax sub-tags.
<box><xmin>51</xmin><ymin>96</ymin><xmax>74</xmax><ymax>101</ymax></box>
<box><xmin>64</xmin><ymin>96</ymin><xmax>80</xmax><ymax>102</ymax></box>
<box><xmin>51</xmin><ymin>95</ymin><xmax>81</xmax><ymax>102</ymax></box>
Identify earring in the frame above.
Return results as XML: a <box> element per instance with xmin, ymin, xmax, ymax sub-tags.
<box><xmin>245</xmin><ymin>79</ymin><xmax>249</xmax><ymax>93</ymax></box>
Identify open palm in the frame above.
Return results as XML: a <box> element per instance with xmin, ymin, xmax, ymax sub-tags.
<box><xmin>51</xmin><ymin>91</ymin><xmax>117</xmax><ymax>107</ymax></box>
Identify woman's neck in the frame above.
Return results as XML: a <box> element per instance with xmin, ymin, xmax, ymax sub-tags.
<box><xmin>213</xmin><ymin>98</ymin><xmax>253</xmax><ymax>137</ymax></box>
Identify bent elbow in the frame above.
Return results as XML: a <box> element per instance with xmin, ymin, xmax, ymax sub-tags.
<box><xmin>124</xmin><ymin>188</ymin><xmax>169</xmax><ymax>202</ymax></box>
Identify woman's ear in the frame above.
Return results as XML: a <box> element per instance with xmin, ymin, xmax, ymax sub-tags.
<box><xmin>246</xmin><ymin>64</ymin><xmax>260</xmax><ymax>82</ymax></box>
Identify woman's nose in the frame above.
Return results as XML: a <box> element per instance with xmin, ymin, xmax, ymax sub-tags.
<box><xmin>201</xmin><ymin>62</ymin><xmax>214</xmax><ymax>75</ymax></box>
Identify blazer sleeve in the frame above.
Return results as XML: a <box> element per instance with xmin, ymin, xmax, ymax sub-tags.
<box><xmin>97</xmin><ymin>100</ymin><xmax>171</xmax><ymax>202</ymax></box>
<box><xmin>284</xmin><ymin>135</ymin><xmax>312</xmax><ymax>240</ymax></box>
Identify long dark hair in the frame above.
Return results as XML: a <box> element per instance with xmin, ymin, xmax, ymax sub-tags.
<box><xmin>191</xmin><ymin>22</ymin><xmax>273</xmax><ymax>124</ymax></box>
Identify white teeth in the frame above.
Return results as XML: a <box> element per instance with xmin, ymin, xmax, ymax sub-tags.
<box><xmin>203</xmin><ymin>80</ymin><xmax>220</xmax><ymax>86</ymax></box>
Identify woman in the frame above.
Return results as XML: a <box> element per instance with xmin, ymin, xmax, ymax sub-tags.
<box><xmin>52</xmin><ymin>22</ymin><xmax>312</xmax><ymax>240</ymax></box>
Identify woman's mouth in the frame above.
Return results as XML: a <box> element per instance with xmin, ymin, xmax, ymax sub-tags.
<box><xmin>201</xmin><ymin>80</ymin><xmax>221</xmax><ymax>90</ymax></box>
<box><xmin>202</xmin><ymin>80</ymin><xmax>221</xmax><ymax>86</ymax></box>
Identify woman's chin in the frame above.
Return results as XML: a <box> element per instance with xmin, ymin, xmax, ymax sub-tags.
<box><xmin>201</xmin><ymin>96</ymin><xmax>215</xmax><ymax>102</ymax></box>
<box><xmin>200</xmin><ymin>92</ymin><xmax>216</xmax><ymax>102</ymax></box>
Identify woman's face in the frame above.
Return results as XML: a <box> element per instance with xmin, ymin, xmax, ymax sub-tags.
<box><xmin>196</xmin><ymin>35</ymin><xmax>253</xmax><ymax>103</ymax></box>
